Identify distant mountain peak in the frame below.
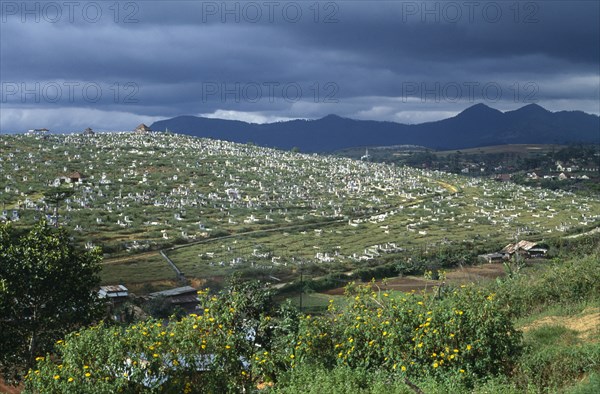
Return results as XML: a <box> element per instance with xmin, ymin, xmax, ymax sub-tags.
<box><xmin>504</xmin><ymin>104</ymin><xmax>552</xmax><ymax>119</ymax></box>
<box><xmin>469</xmin><ymin>103</ymin><xmax>492</xmax><ymax>109</ymax></box>
<box><xmin>514</xmin><ymin>103</ymin><xmax>550</xmax><ymax>113</ymax></box>
<box><xmin>320</xmin><ymin>114</ymin><xmax>345</xmax><ymax>120</ymax></box>
<box><xmin>455</xmin><ymin>103</ymin><xmax>503</xmax><ymax>118</ymax></box>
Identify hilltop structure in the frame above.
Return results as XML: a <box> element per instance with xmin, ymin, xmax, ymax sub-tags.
<box><xmin>135</xmin><ymin>124</ymin><xmax>152</xmax><ymax>134</ymax></box>
<box><xmin>27</xmin><ymin>128</ymin><xmax>49</xmax><ymax>136</ymax></box>
<box><xmin>361</xmin><ymin>148</ymin><xmax>371</xmax><ymax>161</ymax></box>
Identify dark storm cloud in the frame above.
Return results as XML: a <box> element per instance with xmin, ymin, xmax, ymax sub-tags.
<box><xmin>0</xmin><ymin>0</ymin><xmax>598</xmax><ymax>132</ymax></box>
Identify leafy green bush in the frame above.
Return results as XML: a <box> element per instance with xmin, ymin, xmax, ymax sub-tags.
<box><xmin>24</xmin><ymin>278</ymin><xmax>523</xmax><ymax>393</ymax></box>
<box><xmin>24</xmin><ymin>280</ymin><xmax>278</xmax><ymax>393</ymax></box>
<box><xmin>493</xmin><ymin>253</ymin><xmax>600</xmax><ymax>318</ymax></box>
<box><xmin>279</xmin><ymin>282</ymin><xmax>521</xmax><ymax>384</ymax></box>
<box><xmin>269</xmin><ymin>365</ymin><xmax>413</xmax><ymax>394</ymax></box>
<box><xmin>567</xmin><ymin>372</ymin><xmax>600</xmax><ymax>394</ymax></box>
<box><xmin>517</xmin><ymin>327</ymin><xmax>600</xmax><ymax>391</ymax></box>
<box><xmin>0</xmin><ymin>221</ymin><xmax>102</xmax><ymax>383</ymax></box>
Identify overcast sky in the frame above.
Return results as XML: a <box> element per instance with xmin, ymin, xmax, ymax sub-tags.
<box><xmin>1</xmin><ymin>0</ymin><xmax>598</xmax><ymax>132</ymax></box>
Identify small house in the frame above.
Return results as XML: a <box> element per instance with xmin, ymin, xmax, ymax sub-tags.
<box><xmin>501</xmin><ymin>240</ymin><xmax>547</xmax><ymax>258</ymax></box>
<box><xmin>477</xmin><ymin>252</ymin><xmax>508</xmax><ymax>264</ymax></box>
<box><xmin>135</xmin><ymin>124</ymin><xmax>152</xmax><ymax>134</ymax></box>
<box><xmin>148</xmin><ymin>286</ymin><xmax>200</xmax><ymax>313</ymax></box>
<box><xmin>68</xmin><ymin>171</ymin><xmax>84</xmax><ymax>183</ymax></box>
<box><xmin>98</xmin><ymin>285</ymin><xmax>130</xmax><ymax>304</ymax></box>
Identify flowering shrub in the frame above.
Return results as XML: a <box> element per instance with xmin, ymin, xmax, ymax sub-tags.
<box><xmin>24</xmin><ymin>282</ymin><xmax>521</xmax><ymax>392</ymax></box>
<box><xmin>285</xmin><ymin>283</ymin><xmax>521</xmax><ymax>382</ymax></box>
<box><xmin>24</xmin><ymin>281</ymin><xmax>278</xmax><ymax>393</ymax></box>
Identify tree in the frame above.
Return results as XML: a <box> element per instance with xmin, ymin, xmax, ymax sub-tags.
<box><xmin>0</xmin><ymin>221</ymin><xmax>102</xmax><ymax>383</ymax></box>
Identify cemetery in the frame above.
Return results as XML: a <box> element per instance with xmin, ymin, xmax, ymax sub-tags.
<box><xmin>1</xmin><ymin>131</ymin><xmax>599</xmax><ymax>290</ymax></box>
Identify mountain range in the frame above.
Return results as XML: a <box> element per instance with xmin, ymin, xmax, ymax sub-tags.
<box><xmin>150</xmin><ymin>104</ymin><xmax>600</xmax><ymax>152</ymax></box>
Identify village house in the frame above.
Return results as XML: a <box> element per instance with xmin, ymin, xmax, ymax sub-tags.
<box><xmin>98</xmin><ymin>285</ymin><xmax>130</xmax><ymax>305</ymax></box>
<box><xmin>558</xmin><ymin>172</ymin><xmax>569</xmax><ymax>181</ymax></box>
<box><xmin>68</xmin><ymin>171</ymin><xmax>84</xmax><ymax>183</ymax></box>
<box><xmin>501</xmin><ymin>240</ymin><xmax>548</xmax><ymax>258</ymax></box>
<box><xmin>27</xmin><ymin>128</ymin><xmax>49</xmax><ymax>135</ymax></box>
<box><xmin>477</xmin><ymin>252</ymin><xmax>509</xmax><ymax>264</ymax></box>
<box><xmin>148</xmin><ymin>286</ymin><xmax>200</xmax><ymax>313</ymax></box>
<box><xmin>50</xmin><ymin>171</ymin><xmax>85</xmax><ymax>186</ymax></box>
<box><xmin>555</xmin><ymin>161</ymin><xmax>564</xmax><ymax>172</ymax></box>
<box><xmin>135</xmin><ymin>124</ymin><xmax>152</xmax><ymax>134</ymax></box>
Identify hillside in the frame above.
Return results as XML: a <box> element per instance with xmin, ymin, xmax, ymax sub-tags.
<box><xmin>23</xmin><ymin>240</ymin><xmax>600</xmax><ymax>393</ymax></box>
<box><xmin>150</xmin><ymin>104</ymin><xmax>600</xmax><ymax>152</ymax></box>
<box><xmin>2</xmin><ymin>132</ymin><xmax>600</xmax><ymax>291</ymax></box>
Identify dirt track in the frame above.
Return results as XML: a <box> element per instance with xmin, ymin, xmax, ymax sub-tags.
<box><xmin>322</xmin><ymin>263</ymin><xmax>507</xmax><ymax>296</ymax></box>
<box><xmin>521</xmin><ymin>308</ymin><xmax>600</xmax><ymax>341</ymax></box>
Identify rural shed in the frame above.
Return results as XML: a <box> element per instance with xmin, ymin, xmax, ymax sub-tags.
<box><xmin>501</xmin><ymin>240</ymin><xmax>548</xmax><ymax>258</ymax></box>
<box><xmin>98</xmin><ymin>285</ymin><xmax>129</xmax><ymax>304</ymax></box>
<box><xmin>148</xmin><ymin>286</ymin><xmax>200</xmax><ymax>313</ymax></box>
<box><xmin>477</xmin><ymin>252</ymin><xmax>508</xmax><ymax>264</ymax></box>
<box><xmin>68</xmin><ymin>171</ymin><xmax>84</xmax><ymax>183</ymax></box>
<box><xmin>135</xmin><ymin>123</ymin><xmax>152</xmax><ymax>134</ymax></box>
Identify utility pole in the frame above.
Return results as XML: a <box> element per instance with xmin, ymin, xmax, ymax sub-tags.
<box><xmin>299</xmin><ymin>264</ymin><xmax>303</xmax><ymax>311</ymax></box>
<box><xmin>43</xmin><ymin>188</ymin><xmax>74</xmax><ymax>228</ymax></box>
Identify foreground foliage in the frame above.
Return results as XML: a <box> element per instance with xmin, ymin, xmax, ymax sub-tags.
<box><xmin>24</xmin><ymin>278</ymin><xmax>519</xmax><ymax>393</ymax></box>
<box><xmin>22</xmin><ymin>240</ymin><xmax>600</xmax><ymax>393</ymax></box>
<box><xmin>0</xmin><ymin>222</ymin><xmax>102</xmax><ymax>383</ymax></box>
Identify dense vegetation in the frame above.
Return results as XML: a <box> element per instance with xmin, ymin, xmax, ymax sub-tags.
<box><xmin>0</xmin><ymin>222</ymin><xmax>102</xmax><ymax>383</ymax></box>
<box><xmin>23</xmin><ymin>234</ymin><xmax>600</xmax><ymax>393</ymax></box>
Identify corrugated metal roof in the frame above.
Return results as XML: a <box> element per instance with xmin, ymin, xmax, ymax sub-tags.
<box><xmin>149</xmin><ymin>286</ymin><xmax>197</xmax><ymax>298</ymax></box>
<box><xmin>501</xmin><ymin>240</ymin><xmax>539</xmax><ymax>254</ymax></box>
<box><xmin>100</xmin><ymin>285</ymin><xmax>128</xmax><ymax>293</ymax></box>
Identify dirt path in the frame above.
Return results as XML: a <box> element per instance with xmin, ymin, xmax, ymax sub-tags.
<box><xmin>436</xmin><ymin>180</ymin><xmax>459</xmax><ymax>194</ymax></box>
<box><xmin>565</xmin><ymin>226</ymin><xmax>600</xmax><ymax>239</ymax></box>
<box><xmin>521</xmin><ymin>308</ymin><xmax>600</xmax><ymax>341</ymax></box>
<box><xmin>322</xmin><ymin>263</ymin><xmax>507</xmax><ymax>295</ymax></box>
